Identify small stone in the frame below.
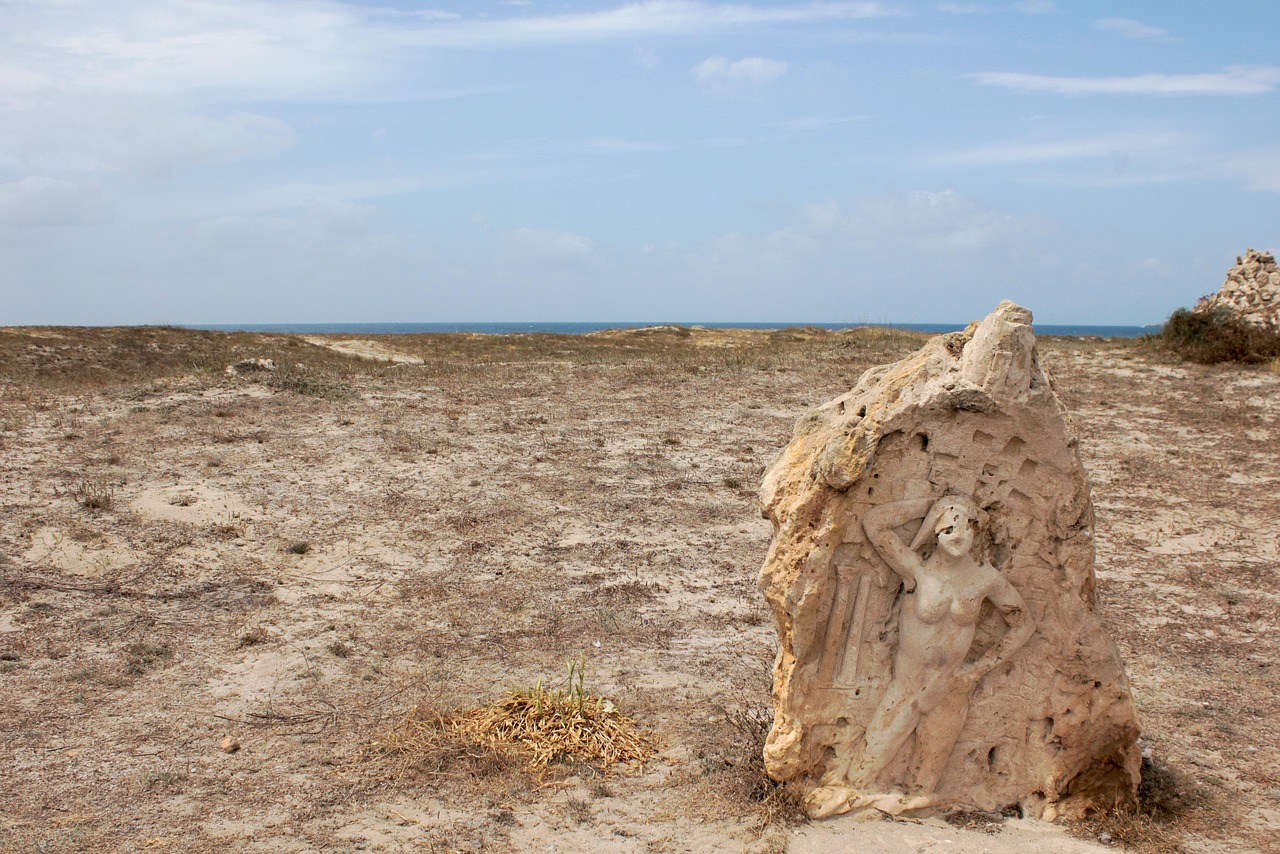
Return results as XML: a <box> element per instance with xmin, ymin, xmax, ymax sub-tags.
<box><xmin>225</xmin><ymin>358</ymin><xmax>279</xmax><ymax>376</ymax></box>
<box><xmin>220</xmin><ymin>737</ymin><xmax>241</xmax><ymax>754</ymax></box>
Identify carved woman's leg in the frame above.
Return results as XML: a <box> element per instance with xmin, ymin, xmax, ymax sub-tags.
<box><xmin>854</xmin><ymin>680</ymin><xmax>922</xmax><ymax>787</ymax></box>
<box><xmin>906</xmin><ymin>691</ymin><xmax>972</xmax><ymax>794</ymax></box>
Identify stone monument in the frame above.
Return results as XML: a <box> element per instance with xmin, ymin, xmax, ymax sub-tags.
<box><xmin>758</xmin><ymin>301</ymin><xmax>1140</xmax><ymax>820</ymax></box>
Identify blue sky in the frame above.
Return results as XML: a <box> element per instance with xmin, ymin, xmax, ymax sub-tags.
<box><xmin>2</xmin><ymin>1</ymin><xmax>1277</xmax><ymax>325</ymax></box>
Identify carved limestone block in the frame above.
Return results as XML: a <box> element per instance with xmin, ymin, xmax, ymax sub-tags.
<box><xmin>758</xmin><ymin>301</ymin><xmax>1140</xmax><ymax>820</ymax></box>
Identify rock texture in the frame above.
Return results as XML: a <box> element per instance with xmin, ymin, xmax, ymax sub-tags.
<box><xmin>758</xmin><ymin>301</ymin><xmax>1140</xmax><ymax>820</ymax></box>
<box><xmin>1195</xmin><ymin>248</ymin><xmax>1280</xmax><ymax>331</ymax></box>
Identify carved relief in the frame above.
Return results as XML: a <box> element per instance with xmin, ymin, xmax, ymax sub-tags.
<box><xmin>759</xmin><ymin>302</ymin><xmax>1141</xmax><ymax>820</ymax></box>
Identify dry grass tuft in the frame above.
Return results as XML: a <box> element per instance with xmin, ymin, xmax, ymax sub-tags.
<box><xmin>369</xmin><ymin>660</ymin><xmax>656</xmax><ymax>775</ymax></box>
<box><xmin>700</xmin><ymin>702</ymin><xmax>809</xmax><ymax>828</ymax></box>
<box><xmin>1067</xmin><ymin>755</ymin><xmax>1206</xmax><ymax>853</ymax></box>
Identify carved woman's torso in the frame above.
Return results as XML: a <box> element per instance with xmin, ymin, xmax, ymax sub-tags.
<box><xmin>912</xmin><ymin>568</ymin><xmax>988</xmax><ymax>625</ymax></box>
<box><xmin>898</xmin><ymin>561</ymin><xmax>996</xmax><ymax>671</ymax></box>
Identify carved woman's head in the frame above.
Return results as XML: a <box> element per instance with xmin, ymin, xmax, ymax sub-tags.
<box><xmin>911</xmin><ymin>494</ymin><xmax>982</xmax><ymax>558</ymax></box>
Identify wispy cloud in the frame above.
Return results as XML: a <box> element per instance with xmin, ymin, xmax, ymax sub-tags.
<box><xmin>395</xmin><ymin>1</ymin><xmax>900</xmax><ymax>48</ymax></box>
<box><xmin>0</xmin><ymin>92</ymin><xmax>295</xmax><ymax>176</ymax></box>
<box><xmin>967</xmin><ymin>65</ymin><xmax>1280</xmax><ymax>96</ymax></box>
<box><xmin>932</xmin><ymin>133</ymin><xmax>1187</xmax><ymax>167</ymax></box>
<box><xmin>506</xmin><ymin>227</ymin><xmax>595</xmax><ymax>260</ymax></box>
<box><xmin>0</xmin><ymin>176</ymin><xmax>113</xmax><ymax>228</ymax></box>
<box><xmin>1012</xmin><ymin>0</ymin><xmax>1056</xmax><ymax>14</ymax></box>
<box><xmin>693</xmin><ymin>56</ymin><xmax>788</xmax><ymax>93</ymax></box>
<box><xmin>573</xmin><ymin>137</ymin><xmax>672</xmax><ymax>154</ymax></box>
<box><xmin>1225</xmin><ymin>150</ymin><xmax>1280</xmax><ymax>192</ymax></box>
<box><xmin>4</xmin><ymin>1</ymin><xmax>895</xmax><ymax>102</ymax></box>
<box><xmin>773</xmin><ymin>115</ymin><xmax>867</xmax><ymax>132</ymax></box>
<box><xmin>935</xmin><ymin>2</ymin><xmax>983</xmax><ymax>13</ymax></box>
<box><xmin>1092</xmin><ymin>17</ymin><xmax>1177</xmax><ymax>42</ymax></box>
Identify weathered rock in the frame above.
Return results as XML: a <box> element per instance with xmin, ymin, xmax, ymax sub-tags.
<box><xmin>225</xmin><ymin>358</ymin><xmax>278</xmax><ymax>376</ymax></box>
<box><xmin>1195</xmin><ymin>248</ymin><xmax>1280</xmax><ymax>331</ymax></box>
<box><xmin>759</xmin><ymin>301</ymin><xmax>1140</xmax><ymax>821</ymax></box>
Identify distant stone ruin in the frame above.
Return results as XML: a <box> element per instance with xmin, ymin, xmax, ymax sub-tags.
<box><xmin>1195</xmin><ymin>248</ymin><xmax>1280</xmax><ymax>331</ymax></box>
<box><xmin>758</xmin><ymin>301</ymin><xmax>1140</xmax><ymax>821</ymax></box>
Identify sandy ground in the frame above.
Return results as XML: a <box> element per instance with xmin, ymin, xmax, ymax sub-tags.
<box><xmin>0</xmin><ymin>326</ymin><xmax>1277</xmax><ymax>853</ymax></box>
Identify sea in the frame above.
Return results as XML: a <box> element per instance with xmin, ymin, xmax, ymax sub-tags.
<box><xmin>186</xmin><ymin>321</ymin><xmax>1156</xmax><ymax>338</ymax></box>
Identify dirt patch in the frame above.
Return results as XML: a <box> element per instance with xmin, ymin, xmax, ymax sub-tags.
<box><xmin>1</xmin><ymin>326</ymin><xmax>1275</xmax><ymax>852</ymax></box>
<box><xmin>301</xmin><ymin>336</ymin><xmax>426</xmax><ymax>364</ymax></box>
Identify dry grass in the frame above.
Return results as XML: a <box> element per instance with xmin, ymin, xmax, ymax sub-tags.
<box><xmin>369</xmin><ymin>682</ymin><xmax>656</xmax><ymax>776</ymax></box>
<box><xmin>1068</xmin><ymin>755</ymin><xmax>1208</xmax><ymax>853</ymax></box>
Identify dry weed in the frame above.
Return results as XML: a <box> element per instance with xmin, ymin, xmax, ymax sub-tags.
<box><xmin>368</xmin><ymin>659</ymin><xmax>656</xmax><ymax>776</ymax></box>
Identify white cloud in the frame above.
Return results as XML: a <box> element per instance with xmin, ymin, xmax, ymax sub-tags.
<box><xmin>633</xmin><ymin>46</ymin><xmax>660</xmax><ymax>70</ymax></box>
<box><xmin>1092</xmin><ymin>18</ymin><xmax>1176</xmax><ymax>42</ymax></box>
<box><xmin>687</xmin><ymin>189</ymin><xmax>1049</xmax><ymax>278</ymax></box>
<box><xmin>0</xmin><ymin>0</ymin><xmax>875</xmax><ymax>183</ymax></box>
<box><xmin>396</xmin><ymin>2</ymin><xmax>899</xmax><ymax>48</ymax></box>
<box><xmin>678</xmin><ymin>189</ymin><xmax>1059</xmax><ymax>322</ymax></box>
<box><xmin>192</xmin><ymin>199</ymin><xmax>381</xmax><ymax>251</ymax></box>
<box><xmin>1</xmin><ymin>1</ymin><xmax>896</xmax><ymax>100</ymax></box>
<box><xmin>841</xmin><ymin>190</ymin><xmax>1045</xmax><ymax>252</ymax></box>
<box><xmin>0</xmin><ymin>177</ymin><xmax>112</xmax><ymax>228</ymax></box>
<box><xmin>967</xmin><ymin>65</ymin><xmax>1280</xmax><ymax>96</ymax></box>
<box><xmin>506</xmin><ymin>227</ymin><xmax>595</xmax><ymax>260</ymax></box>
<box><xmin>693</xmin><ymin>56</ymin><xmax>788</xmax><ymax>93</ymax></box>
<box><xmin>1137</xmin><ymin>257</ymin><xmax>1174</xmax><ymax>275</ymax></box>
<box><xmin>0</xmin><ymin>93</ymin><xmax>295</xmax><ymax>176</ymax></box>
<box><xmin>935</xmin><ymin>2</ymin><xmax>983</xmax><ymax>13</ymax></box>
<box><xmin>932</xmin><ymin>133</ymin><xmax>1187</xmax><ymax>167</ymax></box>
<box><xmin>1224</xmin><ymin>150</ymin><xmax>1280</xmax><ymax>192</ymax></box>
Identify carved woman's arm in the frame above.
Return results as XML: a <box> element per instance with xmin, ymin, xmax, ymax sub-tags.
<box><xmin>955</xmin><ymin>575</ymin><xmax>1036</xmax><ymax>690</ymax></box>
<box><xmin>861</xmin><ymin>498</ymin><xmax>934</xmax><ymax>591</ymax></box>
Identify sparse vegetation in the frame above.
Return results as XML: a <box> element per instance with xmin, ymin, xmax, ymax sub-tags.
<box><xmin>1068</xmin><ymin>754</ymin><xmax>1207</xmax><ymax>853</ymax></box>
<box><xmin>1153</xmin><ymin>307</ymin><xmax>1280</xmax><ymax>364</ymax></box>
<box><xmin>701</xmin><ymin>701</ymin><xmax>808</xmax><ymax>829</ymax></box>
<box><xmin>123</xmin><ymin>642</ymin><xmax>172</xmax><ymax>675</ymax></box>
<box><xmin>369</xmin><ymin>656</ymin><xmax>657</xmax><ymax>774</ymax></box>
<box><xmin>237</xmin><ymin>626</ymin><xmax>270</xmax><ymax>647</ymax></box>
<box><xmin>71</xmin><ymin>478</ymin><xmax>115</xmax><ymax>510</ymax></box>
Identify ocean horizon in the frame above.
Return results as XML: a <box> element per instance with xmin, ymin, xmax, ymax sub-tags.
<box><xmin>185</xmin><ymin>321</ymin><xmax>1158</xmax><ymax>338</ymax></box>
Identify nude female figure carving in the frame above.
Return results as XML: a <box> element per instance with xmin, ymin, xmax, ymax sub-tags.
<box><xmin>809</xmin><ymin>494</ymin><xmax>1036</xmax><ymax>817</ymax></box>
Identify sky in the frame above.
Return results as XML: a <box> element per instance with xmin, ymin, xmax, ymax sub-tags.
<box><xmin>2</xmin><ymin>1</ymin><xmax>1278</xmax><ymax>326</ymax></box>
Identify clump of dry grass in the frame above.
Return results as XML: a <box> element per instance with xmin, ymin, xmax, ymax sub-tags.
<box><xmin>1068</xmin><ymin>754</ymin><xmax>1206</xmax><ymax>853</ymax></box>
<box><xmin>699</xmin><ymin>701</ymin><xmax>808</xmax><ymax>828</ymax></box>
<box><xmin>369</xmin><ymin>657</ymin><xmax>656</xmax><ymax>775</ymax></box>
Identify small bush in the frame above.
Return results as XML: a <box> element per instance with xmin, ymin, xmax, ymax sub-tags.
<box><xmin>123</xmin><ymin>642</ymin><xmax>172</xmax><ymax>675</ymax></box>
<box><xmin>1158</xmin><ymin>308</ymin><xmax>1280</xmax><ymax>364</ymax></box>
<box><xmin>703</xmin><ymin>702</ymin><xmax>808</xmax><ymax>827</ymax></box>
<box><xmin>237</xmin><ymin>627</ymin><xmax>270</xmax><ymax>648</ymax></box>
<box><xmin>72</xmin><ymin>479</ymin><xmax>114</xmax><ymax>510</ymax></box>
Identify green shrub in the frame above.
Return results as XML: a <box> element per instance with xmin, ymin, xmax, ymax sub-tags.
<box><xmin>1158</xmin><ymin>307</ymin><xmax>1280</xmax><ymax>364</ymax></box>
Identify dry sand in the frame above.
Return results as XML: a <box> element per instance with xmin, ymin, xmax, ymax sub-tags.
<box><xmin>0</xmin><ymin>325</ymin><xmax>1277</xmax><ymax>853</ymax></box>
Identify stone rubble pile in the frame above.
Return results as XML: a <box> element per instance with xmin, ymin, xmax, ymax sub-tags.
<box><xmin>1195</xmin><ymin>248</ymin><xmax>1280</xmax><ymax>331</ymax></box>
